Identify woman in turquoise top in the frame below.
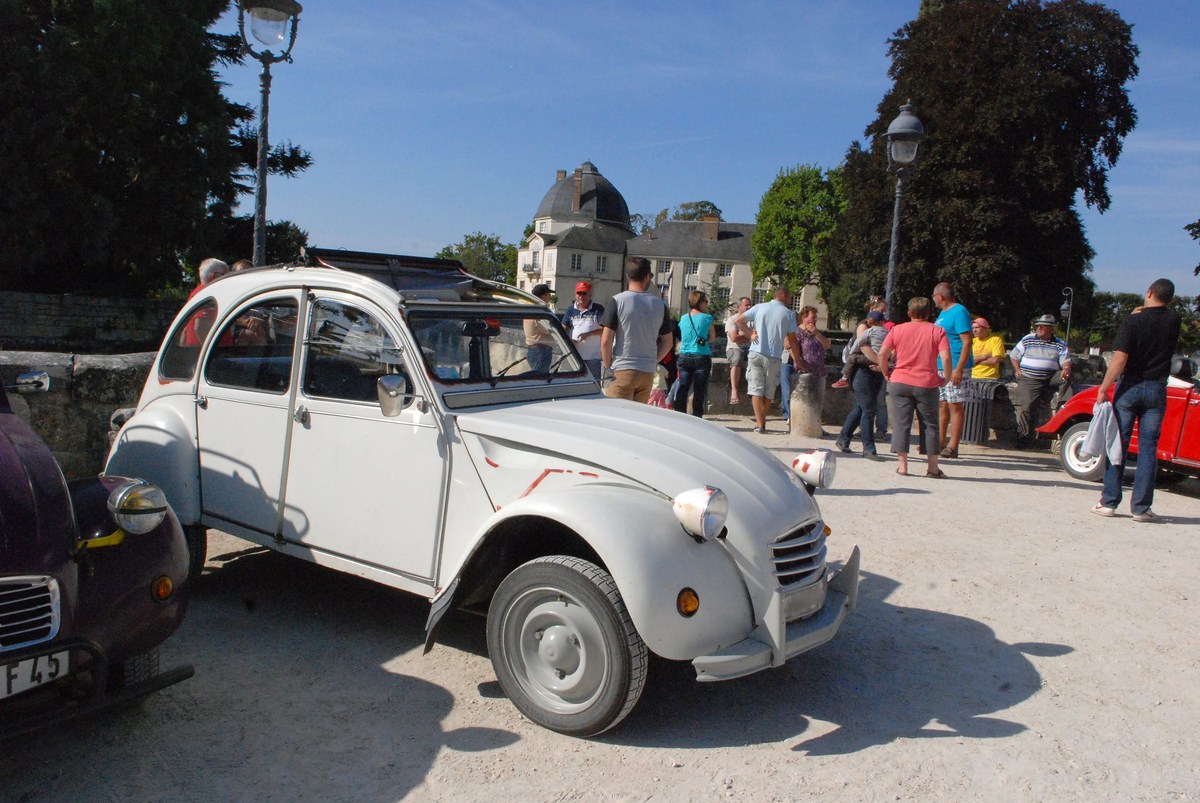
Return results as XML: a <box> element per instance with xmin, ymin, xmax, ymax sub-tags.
<box><xmin>672</xmin><ymin>290</ymin><xmax>718</xmax><ymax>417</ymax></box>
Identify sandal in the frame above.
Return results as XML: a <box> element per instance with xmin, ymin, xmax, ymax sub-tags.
<box><xmin>939</xmin><ymin>447</ymin><xmax>958</xmax><ymax>459</ymax></box>
<box><xmin>925</xmin><ymin>469</ymin><xmax>947</xmax><ymax>479</ymax></box>
<box><xmin>895</xmin><ymin>468</ymin><xmax>908</xmax><ymax>477</ymax></box>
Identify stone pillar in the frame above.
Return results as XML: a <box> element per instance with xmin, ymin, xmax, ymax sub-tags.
<box><xmin>789</xmin><ymin>373</ymin><xmax>824</xmax><ymax>437</ymax></box>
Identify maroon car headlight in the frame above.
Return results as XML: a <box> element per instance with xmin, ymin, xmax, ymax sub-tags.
<box><xmin>106</xmin><ymin>480</ymin><xmax>169</xmax><ymax>534</ymax></box>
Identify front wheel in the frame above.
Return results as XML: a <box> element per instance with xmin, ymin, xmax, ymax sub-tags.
<box><xmin>487</xmin><ymin>556</ymin><xmax>648</xmax><ymax>737</ymax></box>
<box><xmin>1059</xmin><ymin>421</ymin><xmax>1104</xmax><ymax>482</ymax></box>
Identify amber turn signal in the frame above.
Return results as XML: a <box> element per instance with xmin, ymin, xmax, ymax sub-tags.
<box><xmin>152</xmin><ymin>575</ymin><xmax>175</xmax><ymax>601</ymax></box>
<box><xmin>676</xmin><ymin>588</ymin><xmax>699</xmax><ymax>617</ymax></box>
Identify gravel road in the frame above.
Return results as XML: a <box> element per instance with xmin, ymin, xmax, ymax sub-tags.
<box><xmin>3</xmin><ymin>419</ymin><xmax>1199</xmax><ymax>801</ymax></box>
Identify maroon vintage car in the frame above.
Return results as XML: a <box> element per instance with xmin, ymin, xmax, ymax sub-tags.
<box><xmin>1037</xmin><ymin>357</ymin><xmax>1200</xmax><ymax>481</ymax></box>
<box><xmin>1</xmin><ymin>372</ymin><xmax>192</xmax><ymax>739</ymax></box>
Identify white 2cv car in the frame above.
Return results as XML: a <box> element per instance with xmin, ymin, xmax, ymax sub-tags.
<box><xmin>106</xmin><ymin>248</ymin><xmax>860</xmax><ymax>736</ymax></box>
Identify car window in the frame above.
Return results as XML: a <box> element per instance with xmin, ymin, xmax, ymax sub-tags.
<box><xmin>303</xmin><ymin>300</ymin><xmax>403</xmax><ymax>402</ymax></box>
<box><xmin>407</xmin><ymin>310</ymin><xmax>583</xmax><ymax>384</ymax></box>
<box><xmin>160</xmin><ymin>299</ymin><xmax>218</xmax><ymax>381</ymax></box>
<box><xmin>202</xmin><ymin>298</ymin><xmax>299</xmax><ymax>393</ymax></box>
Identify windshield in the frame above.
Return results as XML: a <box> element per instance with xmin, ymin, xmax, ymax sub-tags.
<box><xmin>407</xmin><ymin>309</ymin><xmax>585</xmax><ymax>384</ymax></box>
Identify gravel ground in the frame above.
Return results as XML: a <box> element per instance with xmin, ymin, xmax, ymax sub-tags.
<box><xmin>3</xmin><ymin>417</ymin><xmax>1199</xmax><ymax>801</ymax></box>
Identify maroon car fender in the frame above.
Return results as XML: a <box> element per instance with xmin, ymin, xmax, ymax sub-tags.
<box><xmin>66</xmin><ymin>476</ymin><xmax>191</xmax><ymax>665</ymax></box>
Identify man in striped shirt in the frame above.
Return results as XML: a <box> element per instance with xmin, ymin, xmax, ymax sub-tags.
<box><xmin>1011</xmin><ymin>313</ymin><xmax>1072</xmax><ymax>446</ymax></box>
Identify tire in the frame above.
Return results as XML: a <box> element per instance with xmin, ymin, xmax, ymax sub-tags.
<box><xmin>486</xmin><ymin>556</ymin><xmax>648</xmax><ymax>737</ymax></box>
<box><xmin>107</xmin><ymin>647</ymin><xmax>160</xmax><ymax>692</ymax></box>
<box><xmin>184</xmin><ymin>524</ymin><xmax>208</xmax><ymax>583</ymax></box>
<box><xmin>1059</xmin><ymin>421</ymin><xmax>1103</xmax><ymax>482</ymax></box>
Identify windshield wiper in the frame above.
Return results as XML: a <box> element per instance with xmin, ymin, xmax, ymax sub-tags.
<box><xmin>491</xmin><ymin>356</ymin><xmax>528</xmax><ymax>386</ymax></box>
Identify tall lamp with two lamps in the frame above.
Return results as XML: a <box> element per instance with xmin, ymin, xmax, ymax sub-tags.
<box><xmin>237</xmin><ymin>0</ymin><xmax>303</xmax><ymax>267</ymax></box>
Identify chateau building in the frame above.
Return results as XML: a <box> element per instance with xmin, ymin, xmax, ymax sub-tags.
<box><xmin>517</xmin><ymin>161</ymin><xmax>828</xmax><ymax>326</ymax></box>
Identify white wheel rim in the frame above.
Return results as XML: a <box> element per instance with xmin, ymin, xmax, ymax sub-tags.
<box><xmin>502</xmin><ymin>586</ymin><xmax>610</xmax><ymax>715</ymax></box>
<box><xmin>1065</xmin><ymin>431</ymin><xmax>1100</xmax><ymax>475</ymax></box>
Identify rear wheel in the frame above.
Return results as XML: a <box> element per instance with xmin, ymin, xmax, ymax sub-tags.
<box><xmin>1059</xmin><ymin>421</ymin><xmax>1104</xmax><ymax>482</ymax></box>
<box><xmin>487</xmin><ymin>556</ymin><xmax>648</xmax><ymax>737</ymax></box>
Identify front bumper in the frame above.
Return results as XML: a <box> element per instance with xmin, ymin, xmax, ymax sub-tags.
<box><xmin>692</xmin><ymin>545</ymin><xmax>860</xmax><ymax>682</ymax></box>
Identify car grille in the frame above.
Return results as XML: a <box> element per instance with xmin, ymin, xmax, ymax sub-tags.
<box><xmin>771</xmin><ymin>522</ymin><xmax>827</xmax><ymax>589</ymax></box>
<box><xmin>0</xmin><ymin>576</ymin><xmax>61</xmax><ymax>652</ymax></box>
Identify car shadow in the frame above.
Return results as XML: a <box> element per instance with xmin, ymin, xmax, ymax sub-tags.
<box><xmin>603</xmin><ymin>571</ymin><xmax>1070</xmax><ymax>752</ymax></box>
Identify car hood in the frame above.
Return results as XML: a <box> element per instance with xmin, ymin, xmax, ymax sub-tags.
<box><xmin>0</xmin><ymin>411</ymin><xmax>76</xmax><ymax>572</ymax></box>
<box><xmin>455</xmin><ymin>398</ymin><xmax>820</xmax><ymax>534</ymax></box>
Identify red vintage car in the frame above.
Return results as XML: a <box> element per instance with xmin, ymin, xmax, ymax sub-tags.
<box><xmin>1037</xmin><ymin>357</ymin><xmax>1200</xmax><ymax>481</ymax></box>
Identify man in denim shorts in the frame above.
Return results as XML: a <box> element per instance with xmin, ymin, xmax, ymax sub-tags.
<box><xmin>732</xmin><ymin>287</ymin><xmax>803</xmax><ymax>434</ymax></box>
<box><xmin>932</xmin><ymin>282</ymin><xmax>973</xmax><ymax>457</ymax></box>
<box><xmin>724</xmin><ymin>296</ymin><xmax>752</xmax><ymax>404</ymax></box>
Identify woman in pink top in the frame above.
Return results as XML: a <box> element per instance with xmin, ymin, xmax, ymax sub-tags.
<box><xmin>877</xmin><ymin>296</ymin><xmax>952</xmax><ymax>478</ymax></box>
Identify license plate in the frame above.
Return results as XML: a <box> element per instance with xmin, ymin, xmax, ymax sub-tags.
<box><xmin>2</xmin><ymin>651</ymin><xmax>70</xmax><ymax>700</ymax></box>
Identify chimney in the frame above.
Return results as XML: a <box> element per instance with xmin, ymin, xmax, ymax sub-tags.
<box><xmin>701</xmin><ymin>213</ymin><xmax>720</xmax><ymax>241</ymax></box>
<box><xmin>556</xmin><ymin>169</ymin><xmax>566</xmax><ymax>181</ymax></box>
<box><xmin>572</xmin><ymin>168</ymin><xmax>583</xmax><ymax>212</ymax></box>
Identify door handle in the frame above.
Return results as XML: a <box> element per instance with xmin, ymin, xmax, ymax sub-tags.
<box><xmin>294</xmin><ymin>406</ymin><xmax>309</xmax><ymax>425</ymax></box>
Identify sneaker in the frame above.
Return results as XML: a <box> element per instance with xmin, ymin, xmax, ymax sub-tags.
<box><xmin>1091</xmin><ymin>503</ymin><xmax>1115</xmax><ymax>518</ymax></box>
<box><xmin>864</xmin><ymin>451</ymin><xmax>882</xmax><ymax>461</ymax></box>
<box><xmin>1132</xmin><ymin>509</ymin><xmax>1158</xmax><ymax>523</ymax></box>
<box><xmin>753</xmin><ymin>426</ymin><xmax>767</xmax><ymax>435</ymax></box>
<box><xmin>831</xmin><ymin>378</ymin><xmax>849</xmax><ymax>389</ymax></box>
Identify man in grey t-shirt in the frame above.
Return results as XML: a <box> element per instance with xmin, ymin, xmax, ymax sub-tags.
<box><xmin>600</xmin><ymin>257</ymin><xmax>674</xmax><ymax>403</ymax></box>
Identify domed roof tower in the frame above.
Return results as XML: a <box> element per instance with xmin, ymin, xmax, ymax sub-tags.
<box><xmin>534</xmin><ymin>161</ymin><xmax>633</xmax><ymax>233</ymax></box>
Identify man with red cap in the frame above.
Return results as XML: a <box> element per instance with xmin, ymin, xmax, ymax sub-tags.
<box><xmin>561</xmin><ymin>280</ymin><xmax>605</xmax><ymax>380</ymax></box>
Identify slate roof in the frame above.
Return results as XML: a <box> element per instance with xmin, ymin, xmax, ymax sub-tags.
<box><xmin>628</xmin><ymin>221</ymin><xmax>755</xmax><ymax>261</ymax></box>
<box><xmin>534</xmin><ymin>162</ymin><xmax>633</xmax><ymax>231</ymax></box>
<box><xmin>554</xmin><ymin>224</ymin><xmax>635</xmax><ymax>253</ymax></box>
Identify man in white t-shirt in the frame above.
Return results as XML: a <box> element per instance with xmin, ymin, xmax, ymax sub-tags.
<box><xmin>562</xmin><ymin>281</ymin><xmax>605</xmax><ymax>379</ymax></box>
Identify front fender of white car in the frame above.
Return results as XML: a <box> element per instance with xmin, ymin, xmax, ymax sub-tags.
<box><xmin>105</xmin><ymin>398</ymin><xmax>201</xmax><ymax>524</ymax></box>
<box><xmin>465</xmin><ymin>484</ymin><xmax>755</xmax><ymax>661</ymax></box>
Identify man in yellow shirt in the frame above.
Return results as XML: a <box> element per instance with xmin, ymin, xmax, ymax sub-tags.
<box><xmin>971</xmin><ymin>318</ymin><xmax>1006</xmax><ymax>380</ymax></box>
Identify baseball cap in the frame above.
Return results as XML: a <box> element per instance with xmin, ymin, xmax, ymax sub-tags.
<box><xmin>531</xmin><ymin>283</ymin><xmax>552</xmax><ymax>298</ymax></box>
<box><xmin>972</xmin><ymin>317</ymin><xmax>990</xmax><ymax>328</ymax></box>
<box><xmin>575</xmin><ymin>281</ymin><xmax>592</xmax><ymax>293</ymax></box>
<box><xmin>867</xmin><ymin>310</ymin><xmax>885</xmax><ymax>323</ymax></box>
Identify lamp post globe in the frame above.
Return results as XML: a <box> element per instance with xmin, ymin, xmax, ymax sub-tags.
<box><xmin>883</xmin><ymin>101</ymin><xmax>925</xmax><ymax>318</ymax></box>
<box><xmin>237</xmin><ymin>0</ymin><xmax>303</xmax><ymax>267</ymax></box>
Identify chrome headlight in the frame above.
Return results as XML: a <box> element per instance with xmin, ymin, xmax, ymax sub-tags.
<box><xmin>672</xmin><ymin>486</ymin><xmax>728</xmax><ymax>542</ymax></box>
<box><xmin>792</xmin><ymin>450</ymin><xmax>836</xmax><ymax>492</ymax></box>
<box><xmin>107</xmin><ymin>480</ymin><xmax>169</xmax><ymax>534</ymax></box>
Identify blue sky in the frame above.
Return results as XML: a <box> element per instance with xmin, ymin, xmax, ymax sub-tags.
<box><xmin>216</xmin><ymin>1</ymin><xmax>1198</xmax><ymax>296</ymax></box>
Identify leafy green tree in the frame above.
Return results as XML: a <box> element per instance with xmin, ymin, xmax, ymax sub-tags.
<box><xmin>751</xmin><ymin>165</ymin><xmax>845</xmax><ymax>294</ymax></box>
<box><xmin>824</xmin><ymin>0</ymin><xmax>1138</xmax><ymax>328</ymax></box>
<box><xmin>1187</xmin><ymin>220</ymin><xmax>1200</xmax><ymax>277</ymax></box>
<box><xmin>436</xmin><ymin>232</ymin><xmax>518</xmax><ymax>284</ymax></box>
<box><xmin>0</xmin><ymin>0</ymin><xmax>311</xmax><ymax>296</ymax></box>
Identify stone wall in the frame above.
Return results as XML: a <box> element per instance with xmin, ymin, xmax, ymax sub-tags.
<box><xmin>0</xmin><ymin>291</ymin><xmax>179</xmax><ymax>353</ymax></box>
<box><xmin>0</xmin><ymin>351</ymin><xmax>154</xmax><ymax>478</ymax></box>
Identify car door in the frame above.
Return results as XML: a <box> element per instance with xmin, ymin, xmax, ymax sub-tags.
<box><xmin>279</xmin><ymin>294</ymin><xmax>445</xmax><ymax>587</ymax></box>
<box><xmin>1172</xmin><ymin>383</ymin><xmax>1200</xmax><ymax>466</ymax></box>
<box><xmin>195</xmin><ymin>292</ymin><xmax>302</xmax><ymax>537</ymax></box>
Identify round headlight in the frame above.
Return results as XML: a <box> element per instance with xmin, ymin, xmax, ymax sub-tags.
<box><xmin>107</xmin><ymin>480</ymin><xmax>169</xmax><ymax>534</ymax></box>
<box><xmin>672</xmin><ymin>486</ymin><xmax>728</xmax><ymax>542</ymax></box>
<box><xmin>792</xmin><ymin>450</ymin><xmax>836</xmax><ymax>490</ymax></box>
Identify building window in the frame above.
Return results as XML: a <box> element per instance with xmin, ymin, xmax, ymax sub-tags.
<box><xmin>595</xmin><ymin>255</ymin><xmax>607</xmax><ymax>273</ymax></box>
<box><xmin>532</xmin><ymin>251</ymin><xmax>540</xmax><ymax>269</ymax></box>
<box><xmin>752</xmin><ymin>288</ymin><xmax>769</xmax><ymax>305</ymax></box>
<box><xmin>538</xmin><ymin>221</ymin><xmax>546</xmax><ymax>233</ymax></box>
<box><xmin>657</xmin><ymin>284</ymin><xmax>670</xmax><ymax>299</ymax></box>
<box><xmin>717</xmin><ymin>263</ymin><xmax>732</xmax><ymax>277</ymax></box>
<box><xmin>570</xmin><ymin>253</ymin><xmax>583</xmax><ymax>272</ymax></box>
<box><xmin>683</xmin><ymin>262</ymin><xmax>700</xmax><ymax>288</ymax></box>
<box><xmin>657</xmin><ymin>260</ymin><xmax>672</xmax><ymax>275</ymax></box>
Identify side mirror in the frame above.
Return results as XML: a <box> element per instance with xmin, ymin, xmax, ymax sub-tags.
<box><xmin>377</xmin><ymin>373</ymin><xmax>424</xmax><ymax>416</ymax></box>
<box><xmin>11</xmin><ymin>371</ymin><xmax>51</xmax><ymax>394</ymax></box>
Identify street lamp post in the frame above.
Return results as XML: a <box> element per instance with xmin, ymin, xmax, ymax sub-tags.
<box><xmin>1060</xmin><ymin>287</ymin><xmax>1075</xmax><ymax>351</ymax></box>
<box><xmin>883</xmin><ymin>101</ymin><xmax>925</xmax><ymax>319</ymax></box>
<box><xmin>237</xmin><ymin>0</ymin><xmax>302</xmax><ymax>267</ymax></box>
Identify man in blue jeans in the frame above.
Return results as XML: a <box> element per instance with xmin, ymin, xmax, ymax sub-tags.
<box><xmin>1091</xmin><ymin>278</ymin><xmax>1182</xmax><ymax>522</ymax></box>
